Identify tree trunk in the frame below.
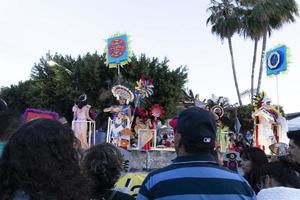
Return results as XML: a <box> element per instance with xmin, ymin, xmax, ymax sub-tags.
<box><xmin>251</xmin><ymin>38</ymin><xmax>258</xmax><ymax>105</ymax></box>
<box><xmin>228</xmin><ymin>37</ymin><xmax>242</xmax><ymax>106</ymax></box>
<box><xmin>256</xmin><ymin>32</ymin><xmax>267</xmax><ymax>96</ymax></box>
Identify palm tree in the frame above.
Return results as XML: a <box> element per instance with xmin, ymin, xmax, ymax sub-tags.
<box><xmin>253</xmin><ymin>0</ymin><xmax>298</xmax><ymax>96</ymax></box>
<box><xmin>207</xmin><ymin>0</ymin><xmax>243</xmax><ymax>105</ymax></box>
<box><xmin>239</xmin><ymin>6</ymin><xmax>261</xmax><ymax>104</ymax></box>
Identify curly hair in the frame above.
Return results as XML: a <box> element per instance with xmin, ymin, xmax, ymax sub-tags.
<box><xmin>81</xmin><ymin>143</ymin><xmax>123</xmax><ymax>195</ymax></box>
<box><xmin>0</xmin><ymin>119</ymin><xmax>88</xmax><ymax>200</ymax></box>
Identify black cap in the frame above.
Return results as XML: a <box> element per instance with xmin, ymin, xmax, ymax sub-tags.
<box><xmin>176</xmin><ymin>107</ymin><xmax>216</xmax><ymax>148</ymax></box>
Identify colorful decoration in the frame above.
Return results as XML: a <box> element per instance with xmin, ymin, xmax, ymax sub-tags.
<box><xmin>105</xmin><ymin>33</ymin><xmax>131</xmax><ymax>68</ymax></box>
<box><xmin>269</xmin><ymin>142</ymin><xmax>289</xmax><ymax>157</ymax></box>
<box><xmin>112</xmin><ymin>85</ymin><xmax>134</xmax><ymax>105</ymax></box>
<box><xmin>266</xmin><ymin>45</ymin><xmax>288</xmax><ymax>76</ymax></box>
<box><xmin>149</xmin><ymin>104</ymin><xmax>164</xmax><ymax>119</ymax></box>
<box><xmin>134</xmin><ymin>75</ymin><xmax>154</xmax><ymax>107</ymax></box>
<box><xmin>223</xmin><ymin>150</ymin><xmax>241</xmax><ymax>172</ymax></box>
<box><xmin>23</xmin><ymin>108</ymin><xmax>59</xmax><ymax>123</ymax></box>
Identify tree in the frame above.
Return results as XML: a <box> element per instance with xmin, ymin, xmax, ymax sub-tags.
<box><xmin>0</xmin><ymin>53</ymin><xmax>188</xmax><ymax>122</ymax></box>
<box><xmin>207</xmin><ymin>0</ymin><xmax>243</xmax><ymax>105</ymax></box>
<box><xmin>238</xmin><ymin>2</ymin><xmax>261</xmax><ymax>104</ymax></box>
<box><xmin>240</xmin><ymin>0</ymin><xmax>299</xmax><ymax>96</ymax></box>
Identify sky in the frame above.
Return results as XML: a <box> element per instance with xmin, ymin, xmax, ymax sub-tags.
<box><xmin>0</xmin><ymin>0</ymin><xmax>299</xmax><ymax>113</ymax></box>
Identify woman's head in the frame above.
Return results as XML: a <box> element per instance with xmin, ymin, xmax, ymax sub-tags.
<box><xmin>0</xmin><ymin>119</ymin><xmax>87</xmax><ymax>199</ymax></box>
<box><xmin>81</xmin><ymin>143</ymin><xmax>123</xmax><ymax>192</ymax></box>
<box><xmin>240</xmin><ymin>147</ymin><xmax>268</xmax><ymax>175</ymax></box>
<box><xmin>259</xmin><ymin>161</ymin><xmax>300</xmax><ymax>189</ymax></box>
<box><xmin>78</xmin><ymin>94</ymin><xmax>88</xmax><ymax>109</ymax></box>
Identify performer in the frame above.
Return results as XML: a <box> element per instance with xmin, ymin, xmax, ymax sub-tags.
<box><xmin>253</xmin><ymin>94</ymin><xmax>288</xmax><ymax>154</ymax></box>
<box><xmin>104</xmin><ymin>85</ymin><xmax>134</xmax><ymax>149</ymax></box>
<box><xmin>72</xmin><ymin>94</ymin><xmax>93</xmax><ymax>149</ymax></box>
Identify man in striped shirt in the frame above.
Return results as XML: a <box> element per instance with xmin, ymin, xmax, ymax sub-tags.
<box><xmin>136</xmin><ymin>107</ymin><xmax>256</xmax><ymax>200</ymax></box>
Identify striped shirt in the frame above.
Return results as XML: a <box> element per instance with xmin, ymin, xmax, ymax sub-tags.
<box><xmin>136</xmin><ymin>154</ymin><xmax>256</xmax><ymax>200</ymax></box>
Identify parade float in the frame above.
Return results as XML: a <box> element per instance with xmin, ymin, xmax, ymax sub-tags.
<box><xmin>251</xmin><ymin>45</ymin><xmax>290</xmax><ymax>155</ymax></box>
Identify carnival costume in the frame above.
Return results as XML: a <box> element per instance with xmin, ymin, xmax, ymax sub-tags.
<box><xmin>72</xmin><ymin>94</ymin><xmax>93</xmax><ymax>149</ymax></box>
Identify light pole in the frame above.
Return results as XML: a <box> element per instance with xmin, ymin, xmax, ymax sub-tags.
<box><xmin>47</xmin><ymin>60</ymin><xmax>78</xmax><ymax>91</ymax></box>
<box><xmin>47</xmin><ymin>60</ymin><xmax>72</xmax><ymax>75</ymax></box>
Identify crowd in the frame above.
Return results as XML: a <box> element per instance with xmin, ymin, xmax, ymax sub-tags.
<box><xmin>1</xmin><ymin>103</ymin><xmax>300</xmax><ymax>199</ymax></box>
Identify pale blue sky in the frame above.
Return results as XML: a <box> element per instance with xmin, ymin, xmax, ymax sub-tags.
<box><xmin>0</xmin><ymin>0</ymin><xmax>299</xmax><ymax>113</ymax></box>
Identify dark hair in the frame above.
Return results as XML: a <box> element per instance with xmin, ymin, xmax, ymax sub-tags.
<box><xmin>82</xmin><ymin>143</ymin><xmax>123</xmax><ymax>195</ymax></box>
<box><xmin>287</xmin><ymin>130</ymin><xmax>300</xmax><ymax>149</ymax></box>
<box><xmin>180</xmin><ymin>136</ymin><xmax>213</xmax><ymax>154</ymax></box>
<box><xmin>240</xmin><ymin>147</ymin><xmax>268</xmax><ymax>193</ymax></box>
<box><xmin>0</xmin><ymin>111</ymin><xmax>22</xmax><ymax>141</ymax></box>
<box><xmin>78</xmin><ymin>94</ymin><xmax>88</xmax><ymax>109</ymax></box>
<box><xmin>0</xmin><ymin>119</ymin><xmax>88</xmax><ymax>200</ymax></box>
<box><xmin>260</xmin><ymin>161</ymin><xmax>300</xmax><ymax>188</ymax></box>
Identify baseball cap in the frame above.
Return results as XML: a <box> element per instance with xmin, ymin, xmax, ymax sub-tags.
<box><xmin>176</xmin><ymin>107</ymin><xmax>216</xmax><ymax>148</ymax></box>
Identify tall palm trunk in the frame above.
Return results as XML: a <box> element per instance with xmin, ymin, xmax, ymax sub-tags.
<box><xmin>251</xmin><ymin>38</ymin><xmax>258</xmax><ymax>104</ymax></box>
<box><xmin>256</xmin><ymin>32</ymin><xmax>267</xmax><ymax>96</ymax></box>
<box><xmin>228</xmin><ymin>37</ymin><xmax>242</xmax><ymax>106</ymax></box>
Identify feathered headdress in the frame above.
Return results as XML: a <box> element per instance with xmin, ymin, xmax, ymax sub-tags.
<box><xmin>111</xmin><ymin>85</ymin><xmax>134</xmax><ymax>104</ymax></box>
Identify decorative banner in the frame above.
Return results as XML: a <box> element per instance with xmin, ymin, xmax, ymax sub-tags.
<box><xmin>115</xmin><ymin>172</ymin><xmax>147</xmax><ymax>197</ymax></box>
<box><xmin>105</xmin><ymin>33</ymin><xmax>131</xmax><ymax>68</ymax></box>
<box><xmin>266</xmin><ymin>45</ymin><xmax>288</xmax><ymax>76</ymax></box>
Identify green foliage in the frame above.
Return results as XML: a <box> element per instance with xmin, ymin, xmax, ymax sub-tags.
<box><xmin>0</xmin><ymin>53</ymin><xmax>188</xmax><ymax>123</ymax></box>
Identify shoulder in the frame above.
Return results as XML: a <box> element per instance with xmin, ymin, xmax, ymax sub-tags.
<box><xmin>72</xmin><ymin>105</ymin><xmax>78</xmax><ymax>112</ymax></box>
<box><xmin>257</xmin><ymin>187</ymin><xmax>300</xmax><ymax>200</ymax></box>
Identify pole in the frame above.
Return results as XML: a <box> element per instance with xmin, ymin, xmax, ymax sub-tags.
<box><xmin>276</xmin><ymin>76</ymin><xmax>280</xmax><ymax>111</ymax></box>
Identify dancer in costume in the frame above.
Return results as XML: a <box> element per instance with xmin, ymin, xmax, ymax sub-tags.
<box><xmin>252</xmin><ymin>93</ymin><xmax>288</xmax><ymax>154</ymax></box>
<box><xmin>72</xmin><ymin>94</ymin><xmax>93</xmax><ymax>149</ymax></box>
<box><xmin>104</xmin><ymin>85</ymin><xmax>134</xmax><ymax>149</ymax></box>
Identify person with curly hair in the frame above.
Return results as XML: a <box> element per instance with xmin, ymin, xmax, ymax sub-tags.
<box><xmin>81</xmin><ymin>143</ymin><xmax>134</xmax><ymax>200</ymax></box>
<box><xmin>0</xmin><ymin>119</ymin><xmax>89</xmax><ymax>200</ymax></box>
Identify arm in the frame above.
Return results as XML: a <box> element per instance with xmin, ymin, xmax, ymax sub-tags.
<box><xmin>103</xmin><ymin>106</ymin><xmax>112</xmax><ymax>112</ymax></box>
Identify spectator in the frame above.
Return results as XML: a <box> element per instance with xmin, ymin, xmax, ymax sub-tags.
<box><xmin>240</xmin><ymin>147</ymin><xmax>268</xmax><ymax>194</ymax></box>
<box><xmin>257</xmin><ymin>161</ymin><xmax>300</xmax><ymax>200</ymax></box>
<box><xmin>0</xmin><ymin>111</ymin><xmax>22</xmax><ymax>156</ymax></box>
<box><xmin>81</xmin><ymin>143</ymin><xmax>134</xmax><ymax>200</ymax></box>
<box><xmin>0</xmin><ymin>119</ymin><xmax>88</xmax><ymax>200</ymax></box>
<box><xmin>287</xmin><ymin>129</ymin><xmax>300</xmax><ymax>165</ymax></box>
<box><xmin>137</xmin><ymin>107</ymin><xmax>256</xmax><ymax>200</ymax></box>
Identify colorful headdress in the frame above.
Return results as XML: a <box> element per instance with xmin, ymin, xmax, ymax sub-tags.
<box><xmin>111</xmin><ymin>85</ymin><xmax>134</xmax><ymax>104</ymax></box>
<box><xmin>105</xmin><ymin>33</ymin><xmax>132</xmax><ymax>68</ymax></box>
<box><xmin>253</xmin><ymin>91</ymin><xmax>267</xmax><ymax>110</ymax></box>
<box><xmin>79</xmin><ymin>93</ymin><xmax>87</xmax><ymax>102</ymax></box>
<box><xmin>149</xmin><ymin>104</ymin><xmax>165</xmax><ymax>118</ymax></box>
